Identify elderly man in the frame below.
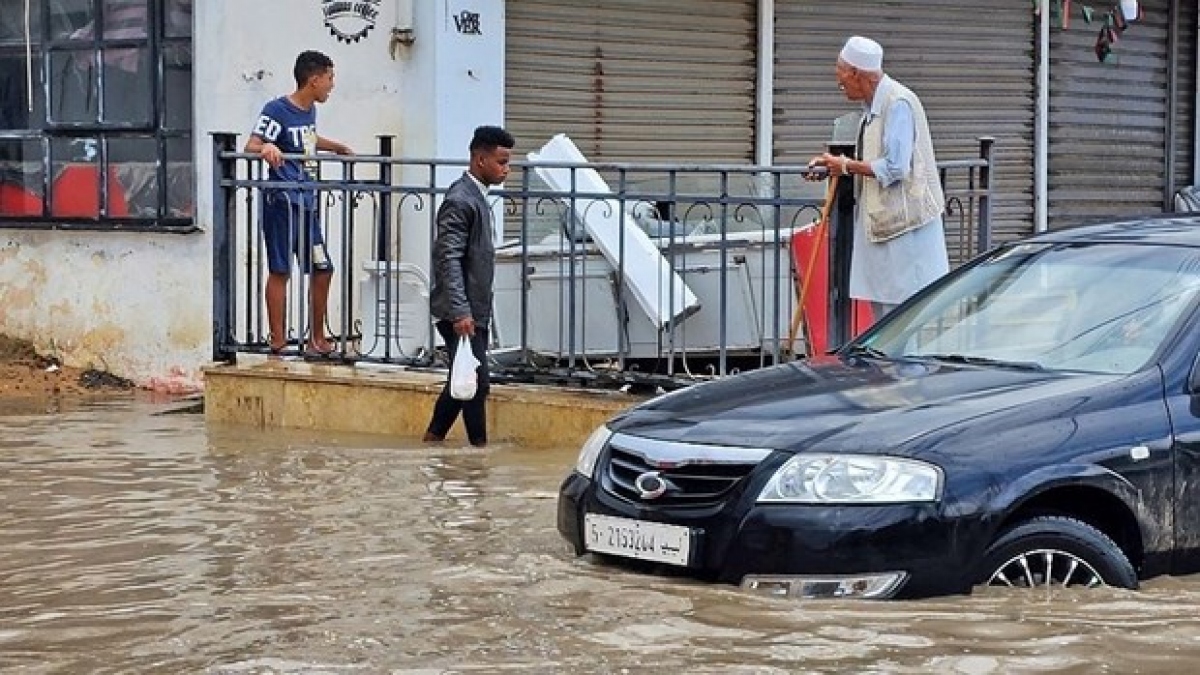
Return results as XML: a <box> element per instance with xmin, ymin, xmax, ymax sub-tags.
<box><xmin>808</xmin><ymin>36</ymin><xmax>949</xmax><ymax>319</ymax></box>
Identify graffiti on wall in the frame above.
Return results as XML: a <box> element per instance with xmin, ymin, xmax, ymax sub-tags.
<box><xmin>453</xmin><ymin>10</ymin><xmax>482</xmax><ymax>35</ymax></box>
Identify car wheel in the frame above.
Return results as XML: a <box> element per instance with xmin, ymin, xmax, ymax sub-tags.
<box><xmin>979</xmin><ymin>515</ymin><xmax>1137</xmax><ymax>590</ymax></box>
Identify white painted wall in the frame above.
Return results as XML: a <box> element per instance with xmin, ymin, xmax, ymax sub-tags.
<box><xmin>0</xmin><ymin>0</ymin><xmax>503</xmax><ymax>391</ymax></box>
<box><xmin>0</xmin><ymin>229</ymin><xmax>212</xmax><ymax>393</ymax></box>
<box><xmin>395</xmin><ymin>0</ymin><xmax>505</xmax><ymax>267</ymax></box>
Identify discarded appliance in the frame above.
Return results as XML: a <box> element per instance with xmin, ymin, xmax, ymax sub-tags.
<box><xmin>527</xmin><ymin>134</ymin><xmax>700</xmax><ymax>329</ymax></box>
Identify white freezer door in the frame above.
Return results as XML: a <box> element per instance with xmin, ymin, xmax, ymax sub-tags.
<box><xmin>527</xmin><ymin>133</ymin><xmax>700</xmax><ymax>329</ymax></box>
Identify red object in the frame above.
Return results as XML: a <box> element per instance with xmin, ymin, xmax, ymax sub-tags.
<box><xmin>51</xmin><ymin>165</ymin><xmax>129</xmax><ymax>217</ymax></box>
<box><xmin>790</xmin><ymin>228</ymin><xmax>874</xmax><ymax>356</ymax></box>
<box><xmin>0</xmin><ymin>183</ymin><xmax>42</xmax><ymax>216</ymax></box>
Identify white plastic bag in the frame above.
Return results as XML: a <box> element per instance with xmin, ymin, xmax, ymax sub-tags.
<box><xmin>449</xmin><ymin>335</ymin><xmax>480</xmax><ymax>400</ymax></box>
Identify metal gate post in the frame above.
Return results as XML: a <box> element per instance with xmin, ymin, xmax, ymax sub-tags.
<box><xmin>828</xmin><ymin>172</ymin><xmax>855</xmax><ymax>349</ymax></box>
<box><xmin>977</xmin><ymin>137</ymin><xmax>995</xmax><ymax>255</ymax></box>
<box><xmin>211</xmin><ymin>132</ymin><xmax>238</xmax><ymax>362</ymax></box>
<box><xmin>375</xmin><ymin>135</ymin><xmax>394</xmax><ymax>261</ymax></box>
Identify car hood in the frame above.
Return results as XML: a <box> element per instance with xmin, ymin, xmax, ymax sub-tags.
<box><xmin>610</xmin><ymin>357</ymin><xmax>1122</xmax><ymax>453</ymax></box>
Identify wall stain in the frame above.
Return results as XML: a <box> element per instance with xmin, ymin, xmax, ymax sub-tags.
<box><xmin>21</xmin><ymin>258</ymin><xmax>47</xmax><ymax>286</ymax></box>
<box><xmin>168</xmin><ymin>311</ymin><xmax>212</xmax><ymax>351</ymax></box>
<box><xmin>48</xmin><ymin>300</ymin><xmax>74</xmax><ymax>319</ymax></box>
<box><xmin>0</xmin><ymin>242</ymin><xmax>21</xmax><ymax>265</ymax></box>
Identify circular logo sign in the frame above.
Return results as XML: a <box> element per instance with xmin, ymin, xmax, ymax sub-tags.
<box><xmin>322</xmin><ymin>0</ymin><xmax>381</xmax><ymax>43</ymax></box>
<box><xmin>634</xmin><ymin>471</ymin><xmax>669</xmax><ymax>500</ymax></box>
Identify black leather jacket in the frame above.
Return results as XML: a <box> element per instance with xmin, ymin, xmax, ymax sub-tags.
<box><xmin>429</xmin><ymin>174</ymin><xmax>494</xmax><ymax>327</ymax></box>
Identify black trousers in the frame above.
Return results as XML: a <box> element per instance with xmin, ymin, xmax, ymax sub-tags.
<box><xmin>425</xmin><ymin>320</ymin><xmax>490</xmax><ymax>445</ymax></box>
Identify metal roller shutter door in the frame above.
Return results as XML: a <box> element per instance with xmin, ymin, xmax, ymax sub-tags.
<box><xmin>1048</xmin><ymin>0</ymin><xmax>1193</xmax><ymax>224</ymax></box>
<box><xmin>505</xmin><ymin>0</ymin><xmax>757</xmax><ymax>164</ymax></box>
<box><xmin>774</xmin><ymin>0</ymin><xmax>1036</xmax><ymax>245</ymax></box>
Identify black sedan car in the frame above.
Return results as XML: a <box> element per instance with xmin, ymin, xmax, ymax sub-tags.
<box><xmin>557</xmin><ymin>216</ymin><xmax>1200</xmax><ymax>599</ymax></box>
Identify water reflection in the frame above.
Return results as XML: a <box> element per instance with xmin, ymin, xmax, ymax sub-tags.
<box><xmin>1</xmin><ymin>402</ymin><xmax>1199</xmax><ymax>673</ymax></box>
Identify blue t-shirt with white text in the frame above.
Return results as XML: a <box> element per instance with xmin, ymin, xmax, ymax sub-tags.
<box><xmin>251</xmin><ymin>96</ymin><xmax>318</xmax><ymax>207</ymax></box>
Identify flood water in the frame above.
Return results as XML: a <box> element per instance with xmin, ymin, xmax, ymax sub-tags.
<box><xmin>3</xmin><ymin>402</ymin><xmax>1200</xmax><ymax>674</ymax></box>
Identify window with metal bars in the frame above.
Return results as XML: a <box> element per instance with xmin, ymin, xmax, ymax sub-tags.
<box><xmin>0</xmin><ymin>0</ymin><xmax>193</xmax><ymax>231</ymax></box>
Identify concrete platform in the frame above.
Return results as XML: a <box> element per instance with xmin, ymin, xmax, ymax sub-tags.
<box><xmin>203</xmin><ymin>357</ymin><xmax>645</xmax><ymax>449</ymax></box>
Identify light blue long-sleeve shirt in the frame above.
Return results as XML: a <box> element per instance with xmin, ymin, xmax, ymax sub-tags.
<box><xmin>866</xmin><ymin>97</ymin><xmax>914</xmax><ymax>188</ymax></box>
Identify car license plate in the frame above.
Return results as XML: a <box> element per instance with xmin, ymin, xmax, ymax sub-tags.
<box><xmin>583</xmin><ymin>513</ymin><xmax>691</xmax><ymax>566</ymax></box>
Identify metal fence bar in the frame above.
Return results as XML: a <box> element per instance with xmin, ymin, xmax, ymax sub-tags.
<box><xmin>210</xmin><ymin>132</ymin><xmax>236</xmax><ymax>361</ymax></box>
<box><xmin>211</xmin><ymin>135</ymin><xmax>995</xmax><ymax>391</ymax></box>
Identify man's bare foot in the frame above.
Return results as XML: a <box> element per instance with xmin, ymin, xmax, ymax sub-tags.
<box><xmin>423</xmin><ymin>432</ymin><xmax>444</xmax><ymax>443</ymax></box>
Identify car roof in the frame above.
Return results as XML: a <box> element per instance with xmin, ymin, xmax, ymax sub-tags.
<box><xmin>1022</xmin><ymin>214</ymin><xmax>1200</xmax><ymax>248</ymax></box>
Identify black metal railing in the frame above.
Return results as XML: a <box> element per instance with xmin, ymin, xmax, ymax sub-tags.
<box><xmin>211</xmin><ymin>133</ymin><xmax>993</xmax><ymax>390</ymax></box>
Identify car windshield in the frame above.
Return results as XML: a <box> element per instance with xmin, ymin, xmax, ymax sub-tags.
<box><xmin>859</xmin><ymin>241</ymin><xmax>1200</xmax><ymax>375</ymax></box>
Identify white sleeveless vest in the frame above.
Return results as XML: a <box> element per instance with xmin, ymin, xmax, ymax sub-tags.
<box><xmin>859</xmin><ymin>78</ymin><xmax>944</xmax><ymax>243</ymax></box>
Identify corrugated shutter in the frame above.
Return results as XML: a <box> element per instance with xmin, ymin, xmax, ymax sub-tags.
<box><xmin>774</xmin><ymin>0</ymin><xmax>1036</xmax><ymax>250</ymax></box>
<box><xmin>1048</xmin><ymin>0</ymin><xmax>1188</xmax><ymax>224</ymax></box>
<box><xmin>505</xmin><ymin>0</ymin><xmax>756</xmax><ymax>163</ymax></box>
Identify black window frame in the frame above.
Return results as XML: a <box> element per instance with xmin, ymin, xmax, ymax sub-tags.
<box><xmin>0</xmin><ymin>0</ymin><xmax>195</xmax><ymax>233</ymax></box>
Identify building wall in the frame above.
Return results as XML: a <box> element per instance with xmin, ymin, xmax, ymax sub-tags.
<box><xmin>0</xmin><ymin>0</ymin><xmax>504</xmax><ymax>391</ymax></box>
<box><xmin>1</xmin><ymin>1</ymin><xmax>1193</xmax><ymax>390</ymax></box>
<box><xmin>0</xmin><ymin>227</ymin><xmax>211</xmax><ymax>393</ymax></box>
<box><xmin>392</xmin><ymin>0</ymin><xmax>506</xmax><ymax>268</ymax></box>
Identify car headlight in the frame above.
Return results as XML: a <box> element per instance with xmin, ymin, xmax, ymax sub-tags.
<box><xmin>574</xmin><ymin>425</ymin><xmax>613</xmax><ymax>479</ymax></box>
<box><xmin>757</xmin><ymin>454</ymin><xmax>942</xmax><ymax>504</ymax></box>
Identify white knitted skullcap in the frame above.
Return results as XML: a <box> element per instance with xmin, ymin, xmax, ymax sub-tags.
<box><xmin>839</xmin><ymin>36</ymin><xmax>883</xmax><ymax>72</ymax></box>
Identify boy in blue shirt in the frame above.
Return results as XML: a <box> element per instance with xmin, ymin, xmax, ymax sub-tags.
<box><xmin>244</xmin><ymin>50</ymin><xmax>352</xmax><ymax>355</ymax></box>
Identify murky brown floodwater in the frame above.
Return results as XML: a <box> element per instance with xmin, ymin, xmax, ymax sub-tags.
<box><xmin>3</xmin><ymin>402</ymin><xmax>1200</xmax><ymax>674</ymax></box>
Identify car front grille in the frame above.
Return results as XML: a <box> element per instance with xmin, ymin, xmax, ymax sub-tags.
<box><xmin>601</xmin><ymin>433</ymin><xmax>773</xmax><ymax>509</ymax></box>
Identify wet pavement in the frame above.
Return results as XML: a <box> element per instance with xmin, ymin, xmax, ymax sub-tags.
<box><xmin>2</xmin><ymin>401</ymin><xmax>1200</xmax><ymax>674</ymax></box>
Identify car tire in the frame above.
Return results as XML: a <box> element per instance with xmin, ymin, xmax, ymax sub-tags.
<box><xmin>978</xmin><ymin>515</ymin><xmax>1137</xmax><ymax>590</ymax></box>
